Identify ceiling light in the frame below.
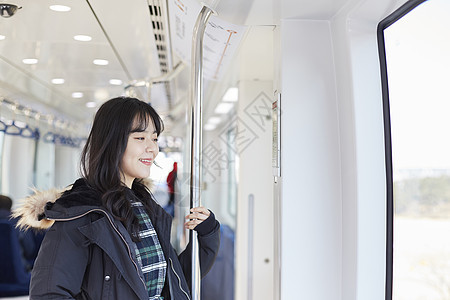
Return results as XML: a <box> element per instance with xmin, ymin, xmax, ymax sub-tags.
<box><xmin>49</xmin><ymin>5</ymin><xmax>71</xmax><ymax>12</ymax></box>
<box><xmin>22</xmin><ymin>58</ymin><xmax>38</xmax><ymax>64</ymax></box>
<box><xmin>0</xmin><ymin>35</ymin><xmax>5</xmax><ymax>40</ymax></box>
<box><xmin>222</xmin><ymin>87</ymin><xmax>238</xmax><ymax>102</ymax></box>
<box><xmin>204</xmin><ymin>123</ymin><xmax>216</xmax><ymax>131</ymax></box>
<box><xmin>109</xmin><ymin>79</ymin><xmax>122</xmax><ymax>85</ymax></box>
<box><xmin>71</xmin><ymin>92</ymin><xmax>83</xmax><ymax>98</ymax></box>
<box><xmin>93</xmin><ymin>59</ymin><xmax>109</xmax><ymax>66</ymax></box>
<box><xmin>207</xmin><ymin>117</ymin><xmax>221</xmax><ymax>125</ymax></box>
<box><xmin>51</xmin><ymin>78</ymin><xmax>65</xmax><ymax>84</ymax></box>
<box><xmin>86</xmin><ymin>102</ymin><xmax>97</xmax><ymax>108</ymax></box>
<box><xmin>214</xmin><ymin>102</ymin><xmax>234</xmax><ymax>114</ymax></box>
<box><xmin>73</xmin><ymin>35</ymin><xmax>92</xmax><ymax>42</ymax></box>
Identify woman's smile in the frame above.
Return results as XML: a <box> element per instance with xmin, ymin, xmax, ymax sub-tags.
<box><xmin>139</xmin><ymin>158</ymin><xmax>153</xmax><ymax>166</ymax></box>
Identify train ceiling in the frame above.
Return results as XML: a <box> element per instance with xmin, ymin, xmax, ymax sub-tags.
<box><xmin>0</xmin><ymin>0</ymin><xmax>348</xmax><ymax>134</ymax></box>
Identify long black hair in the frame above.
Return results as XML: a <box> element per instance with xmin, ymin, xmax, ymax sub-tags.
<box><xmin>81</xmin><ymin>96</ymin><xmax>164</xmax><ymax>240</ymax></box>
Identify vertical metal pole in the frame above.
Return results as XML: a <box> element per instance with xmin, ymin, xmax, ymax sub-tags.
<box><xmin>189</xmin><ymin>5</ymin><xmax>213</xmax><ymax>300</ymax></box>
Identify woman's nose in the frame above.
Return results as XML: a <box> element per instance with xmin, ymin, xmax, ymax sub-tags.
<box><xmin>146</xmin><ymin>141</ymin><xmax>157</xmax><ymax>152</ymax></box>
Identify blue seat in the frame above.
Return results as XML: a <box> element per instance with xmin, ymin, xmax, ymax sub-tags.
<box><xmin>0</xmin><ymin>220</ymin><xmax>30</xmax><ymax>297</ymax></box>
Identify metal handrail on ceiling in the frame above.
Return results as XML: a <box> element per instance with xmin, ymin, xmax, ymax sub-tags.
<box><xmin>189</xmin><ymin>5</ymin><xmax>213</xmax><ymax>300</ymax></box>
<box><xmin>123</xmin><ymin>61</ymin><xmax>185</xmax><ymax>102</ymax></box>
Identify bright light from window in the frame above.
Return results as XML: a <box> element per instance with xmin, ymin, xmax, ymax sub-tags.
<box><xmin>222</xmin><ymin>87</ymin><xmax>238</xmax><ymax>102</ymax></box>
<box><xmin>71</xmin><ymin>92</ymin><xmax>83</xmax><ymax>98</ymax></box>
<box><xmin>383</xmin><ymin>0</ymin><xmax>450</xmax><ymax>299</ymax></box>
<box><xmin>73</xmin><ymin>35</ymin><xmax>92</xmax><ymax>42</ymax></box>
<box><xmin>51</xmin><ymin>78</ymin><xmax>65</xmax><ymax>84</ymax></box>
<box><xmin>14</xmin><ymin>120</ymin><xmax>27</xmax><ymax>128</ymax></box>
<box><xmin>49</xmin><ymin>5</ymin><xmax>71</xmax><ymax>12</ymax></box>
<box><xmin>93</xmin><ymin>59</ymin><xmax>109</xmax><ymax>66</ymax></box>
<box><xmin>22</xmin><ymin>58</ymin><xmax>38</xmax><ymax>65</ymax></box>
<box><xmin>0</xmin><ymin>35</ymin><xmax>5</xmax><ymax>40</ymax></box>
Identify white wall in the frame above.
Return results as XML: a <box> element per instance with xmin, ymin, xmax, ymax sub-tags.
<box><xmin>235</xmin><ymin>80</ymin><xmax>274</xmax><ymax>300</ymax></box>
<box><xmin>332</xmin><ymin>1</ymin><xmax>409</xmax><ymax>299</ymax></box>
<box><xmin>275</xmin><ymin>1</ymin><xmax>409</xmax><ymax>300</ymax></box>
<box><xmin>330</xmin><ymin>5</ymin><xmax>359</xmax><ymax>300</ymax></box>
<box><xmin>278</xmin><ymin>19</ymin><xmax>342</xmax><ymax>300</ymax></box>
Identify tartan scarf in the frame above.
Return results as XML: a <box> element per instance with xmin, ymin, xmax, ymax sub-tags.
<box><xmin>131</xmin><ymin>200</ymin><xmax>167</xmax><ymax>300</ymax></box>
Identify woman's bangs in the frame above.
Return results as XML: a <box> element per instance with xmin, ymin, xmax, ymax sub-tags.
<box><xmin>130</xmin><ymin>107</ymin><xmax>163</xmax><ymax>135</ymax></box>
<box><xmin>130</xmin><ymin>111</ymin><xmax>150</xmax><ymax>133</ymax></box>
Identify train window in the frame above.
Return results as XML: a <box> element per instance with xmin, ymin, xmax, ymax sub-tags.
<box><xmin>379</xmin><ymin>0</ymin><xmax>450</xmax><ymax>299</ymax></box>
<box><xmin>34</xmin><ymin>140</ymin><xmax>55</xmax><ymax>190</ymax></box>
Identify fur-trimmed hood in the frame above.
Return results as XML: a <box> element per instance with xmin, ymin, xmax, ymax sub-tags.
<box><xmin>12</xmin><ymin>178</ymin><xmax>154</xmax><ymax>231</ymax></box>
<box><xmin>12</xmin><ymin>179</ymin><xmax>100</xmax><ymax>230</ymax></box>
<box><xmin>12</xmin><ymin>187</ymin><xmax>67</xmax><ymax>230</ymax></box>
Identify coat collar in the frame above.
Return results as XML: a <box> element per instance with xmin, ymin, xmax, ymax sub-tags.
<box><xmin>12</xmin><ymin>178</ymin><xmax>163</xmax><ymax>231</ymax></box>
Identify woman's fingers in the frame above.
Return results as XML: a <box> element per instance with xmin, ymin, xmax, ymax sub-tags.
<box><xmin>184</xmin><ymin>219</ymin><xmax>202</xmax><ymax>230</ymax></box>
<box><xmin>191</xmin><ymin>206</ymin><xmax>210</xmax><ymax>216</ymax></box>
<box><xmin>184</xmin><ymin>218</ymin><xmax>204</xmax><ymax>230</ymax></box>
<box><xmin>185</xmin><ymin>212</ymin><xmax>208</xmax><ymax>221</ymax></box>
<box><xmin>184</xmin><ymin>206</ymin><xmax>210</xmax><ymax>229</ymax></box>
<box><xmin>185</xmin><ymin>206</ymin><xmax>210</xmax><ymax>220</ymax></box>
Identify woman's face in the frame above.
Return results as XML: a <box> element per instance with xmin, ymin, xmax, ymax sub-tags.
<box><xmin>120</xmin><ymin>118</ymin><xmax>159</xmax><ymax>188</ymax></box>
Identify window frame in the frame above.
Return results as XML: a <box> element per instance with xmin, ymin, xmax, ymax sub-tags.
<box><xmin>376</xmin><ymin>1</ymin><xmax>429</xmax><ymax>299</ymax></box>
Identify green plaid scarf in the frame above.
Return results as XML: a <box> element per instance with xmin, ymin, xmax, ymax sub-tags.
<box><xmin>131</xmin><ymin>200</ymin><xmax>167</xmax><ymax>300</ymax></box>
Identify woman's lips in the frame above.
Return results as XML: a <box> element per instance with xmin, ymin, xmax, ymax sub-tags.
<box><xmin>139</xmin><ymin>158</ymin><xmax>152</xmax><ymax>166</ymax></box>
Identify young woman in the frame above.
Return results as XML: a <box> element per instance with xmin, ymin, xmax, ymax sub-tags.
<box><xmin>14</xmin><ymin>97</ymin><xmax>220</xmax><ymax>299</ymax></box>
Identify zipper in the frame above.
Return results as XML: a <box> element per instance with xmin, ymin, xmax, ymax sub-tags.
<box><xmin>169</xmin><ymin>258</ymin><xmax>191</xmax><ymax>300</ymax></box>
<box><xmin>48</xmin><ymin>209</ymin><xmax>147</xmax><ymax>290</ymax></box>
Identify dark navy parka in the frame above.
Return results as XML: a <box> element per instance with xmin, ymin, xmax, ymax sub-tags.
<box><xmin>29</xmin><ymin>179</ymin><xmax>220</xmax><ymax>299</ymax></box>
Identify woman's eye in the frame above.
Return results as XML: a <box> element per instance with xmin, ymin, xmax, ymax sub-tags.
<box><xmin>153</xmin><ymin>138</ymin><xmax>158</xmax><ymax>142</ymax></box>
<box><xmin>135</xmin><ymin>137</ymin><xmax>145</xmax><ymax>141</ymax></box>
